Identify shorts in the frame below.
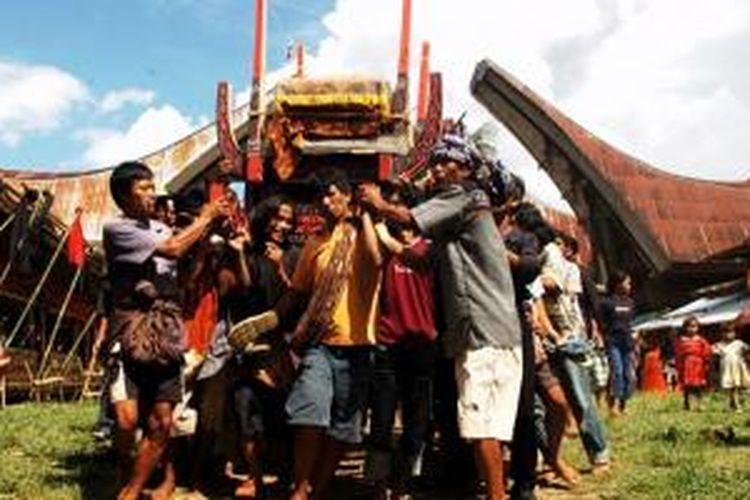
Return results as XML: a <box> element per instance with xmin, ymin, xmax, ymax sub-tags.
<box><xmin>285</xmin><ymin>344</ymin><xmax>372</xmax><ymax>444</ymax></box>
<box><xmin>110</xmin><ymin>359</ymin><xmax>183</xmax><ymax>406</ymax></box>
<box><xmin>455</xmin><ymin>346</ymin><xmax>523</xmax><ymax>441</ymax></box>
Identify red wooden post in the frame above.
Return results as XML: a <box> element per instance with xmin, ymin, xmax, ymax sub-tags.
<box><xmin>378</xmin><ymin>154</ymin><xmax>393</xmax><ymax>181</ymax></box>
<box><xmin>295</xmin><ymin>42</ymin><xmax>305</xmax><ymax>78</ymax></box>
<box><xmin>398</xmin><ymin>0</ymin><xmax>412</xmax><ymax>80</ymax></box>
<box><xmin>251</xmin><ymin>0</ymin><xmax>266</xmax><ymax>89</ymax></box>
<box><xmin>216</xmin><ymin>81</ymin><xmax>240</xmax><ymax>175</ymax></box>
<box><xmin>417</xmin><ymin>41</ymin><xmax>430</xmax><ymax>122</ymax></box>
<box><xmin>246</xmin><ymin>0</ymin><xmax>267</xmax><ymax>185</ymax></box>
<box><xmin>393</xmin><ymin>0</ymin><xmax>412</xmax><ymax>115</ymax></box>
<box><xmin>246</xmin><ymin>154</ymin><xmax>263</xmax><ymax>183</ymax></box>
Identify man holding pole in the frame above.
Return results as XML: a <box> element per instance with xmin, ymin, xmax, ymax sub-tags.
<box><xmin>360</xmin><ymin>137</ymin><xmax>523</xmax><ymax>500</ymax></box>
<box><xmin>229</xmin><ymin>170</ymin><xmax>383</xmax><ymax>500</ymax></box>
<box><xmin>104</xmin><ymin>161</ymin><xmax>228</xmax><ymax>500</ymax></box>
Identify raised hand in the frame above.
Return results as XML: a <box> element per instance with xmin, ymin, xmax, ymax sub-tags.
<box><xmin>265</xmin><ymin>241</ymin><xmax>284</xmax><ymax>267</ymax></box>
<box><xmin>358</xmin><ymin>182</ymin><xmax>384</xmax><ymax>210</ymax></box>
<box><xmin>200</xmin><ymin>196</ymin><xmax>232</xmax><ymax>220</ymax></box>
<box><xmin>228</xmin><ymin>226</ymin><xmax>251</xmax><ymax>253</ymax></box>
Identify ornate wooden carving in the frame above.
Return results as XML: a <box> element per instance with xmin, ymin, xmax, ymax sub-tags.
<box><xmin>399</xmin><ymin>73</ymin><xmax>443</xmax><ymax>182</ymax></box>
<box><xmin>215</xmin><ymin>81</ymin><xmax>241</xmax><ymax>175</ymax></box>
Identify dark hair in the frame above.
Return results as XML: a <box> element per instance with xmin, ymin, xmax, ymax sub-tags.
<box><xmin>479</xmin><ymin>159</ymin><xmax>525</xmax><ymax>207</ymax></box>
<box><xmin>535</xmin><ymin>222</ymin><xmax>558</xmax><ymax>246</ymax></box>
<box><xmin>316</xmin><ymin>169</ymin><xmax>352</xmax><ymax>196</ymax></box>
<box><xmin>560</xmin><ymin>232</ymin><xmax>579</xmax><ymax>255</ymax></box>
<box><xmin>176</xmin><ymin>189</ymin><xmax>206</xmax><ymax>216</ymax></box>
<box><xmin>607</xmin><ymin>269</ymin><xmax>630</xmax><ymax>295</ymax></box>
<box><xmin>514</xmin><ymin>202</ymin><xmax>545</xmax><ymax>233</ymax></box>
<box><xmin>682</xmin><ymin>315</ymin><xmax>700</xmax><ymax>331</ymax></box>
<box><xmin>110</xmin><ymin>161</ymin><xmax>153</xmax><ymax>210</ymax></box>
<box><xmin>251</xmin><ymin>195</ymin><xmax>293</xmax><ymax>246</ymax></box>
<box><xmin>381</xmin><ymin>181</ymin><xmax>422</xmax><ymax>209</ymax></box>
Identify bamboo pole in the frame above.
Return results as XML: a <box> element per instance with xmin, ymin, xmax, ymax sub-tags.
<box><xmin>4</xmin><ymin>224</ymin><xmax>72</xmax><ymax>348</ymax></box>
<box><xmin>0</xmin><ymin>197</ymin><xmax>43</xmax><ymax>288</ymax></box>
<box><xmin>0</xmin><ymin>212</ymin><xmax>16</xmax><ymax>234</ymax></box>
<box><xmin>59</xmin><ymin>310</ymin><xmax>98</xmax><ymax>381</ymax></box>
<box><xmin>79</xmin><ymin>313</ymin><xmax>104</xmax><ymax>399</ymax></box>
<box><xmin>37</xmin><ymin>266</ymin><xmax>82</xmax><ymax>379</ymax></box>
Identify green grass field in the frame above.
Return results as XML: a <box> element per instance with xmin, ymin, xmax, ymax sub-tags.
<box><xmin>1</xmin><ymin>392</ymin><xmax>749</xmax><ymax>499</ymax></box>
<box><xmin>0</xmin><ymin>401</ymin><xmax>116</xmax><ymax>499</ymax></box>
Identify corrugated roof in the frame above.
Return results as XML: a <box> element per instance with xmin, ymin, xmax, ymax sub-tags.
<box><xmin>0</xmin><ymin>103</ymin><xmax>251</xmax><ymax>243</ymax></box>
<box><xmin>634</xmin><ymin>292</ymin><xmax>749</xmax><ymax>331</ymax></box>
<box><xmin>473</xmin><ymin>59</ymin><xmax>750</xmax><ymax>265</ymax></box>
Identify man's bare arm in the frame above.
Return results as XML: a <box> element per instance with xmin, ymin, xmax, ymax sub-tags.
<box><xmin>156</xmin><ymin>200</ymin><xmax>227</xmax><ymax>259</ymax></box>
<box><xmin>360</xmin><ymin>211</ymin><xmax>383</xmax><ymax>267</ymax></box>
<box><xmin>228</xmin><ymin>228</ymin><xmax>252</xmax><ymax>288</ymax></box>
<box><xmin>375</xmin><ymin>222</ymin><xmax>405</xmax><ymax>255</ymax></box>
<box><xmin>359</xmin><ymin>183</ymin><xmax>414</xmax><ymax>225</ymax></box>
<box><xmin>274</xmin><ymin>289</ymin><xmax>308</xmax><ymax>328</ymax></box>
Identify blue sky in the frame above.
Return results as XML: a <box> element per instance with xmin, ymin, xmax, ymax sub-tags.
<box><xmin>2</xmin><ymin>0</ymin><xmax>749</xmax><ymax>200</ymax></box>
<box><xmin>1</xmin><ymin>0</ymin><xmax>333</xmax><ymax>169</ymax></box>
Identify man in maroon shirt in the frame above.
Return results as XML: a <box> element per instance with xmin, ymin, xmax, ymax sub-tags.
<box><xmin>366</xmin><ymin>189</ymin><xmax>437</xmax><ymax>499</ymax></box>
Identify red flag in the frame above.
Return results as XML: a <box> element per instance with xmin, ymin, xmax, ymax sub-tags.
<box><xmin>67</xmin><ymin>213</ymin><xmax>86</xmax><ymax>268</ymax></box>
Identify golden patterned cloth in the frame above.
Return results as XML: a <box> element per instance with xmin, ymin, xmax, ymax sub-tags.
<box><xmin>274</xmin><ymin>78</ymin><xmax>391</xmax><ymax>116</ymax></box>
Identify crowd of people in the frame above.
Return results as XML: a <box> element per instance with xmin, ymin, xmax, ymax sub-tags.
<box><xmin>97</xmin><ymin>135</ymin><xmax>656</xmax><ymax>500</ymax></box>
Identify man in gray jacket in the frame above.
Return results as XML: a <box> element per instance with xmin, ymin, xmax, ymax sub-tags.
<box><xmin>360</xmin><ymin>137</ymin><xmax>523</xmax><ymax>500</ymax></box>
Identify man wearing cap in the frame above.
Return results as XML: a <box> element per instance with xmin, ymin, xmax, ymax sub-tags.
<box><xmin>360</xmin><ymin>136</ymin><xmax>523</xmax><ymax>500</ymax></box>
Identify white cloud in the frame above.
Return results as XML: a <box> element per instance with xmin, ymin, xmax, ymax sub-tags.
<box><xmin>563</xmin><ymin>0</ymin><xmax>750</xmax><ymax>180</ymax></box>
<box><xmin>77</xmin><ymin>105</ymin><xmax>198</xmax><ymax>166</ymax></box>
<box><xmin>0</xmin><ymin>60</ymin><xmax>89</xmax><ymax>146</ymax></box>
<box><xmin>284</xmin><ymin>0</ymin><xmax>750</xmax><ymax>207</ymax></box>
<box><xmin>99</xmin><ymin>88</ymin><xmax>155</xmax><ymax>113</ymax></box>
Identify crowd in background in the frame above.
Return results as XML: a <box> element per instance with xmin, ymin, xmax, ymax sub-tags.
<box><xmin>92</xmin><ymin>134</ymin><xmax>748</xmax><ymax>500</ymax></box>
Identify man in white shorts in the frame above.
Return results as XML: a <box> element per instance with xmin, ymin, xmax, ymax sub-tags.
<box><xmin>360</xmin><ymin>136</ymin><xmax>523</xmax><ymax>500</ymax></box>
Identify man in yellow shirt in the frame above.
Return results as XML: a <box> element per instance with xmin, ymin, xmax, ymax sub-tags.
<box><xmin>282</xmin><ymin>170</ymin><xmax>382</xmax><ymax>500</ymax></box>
